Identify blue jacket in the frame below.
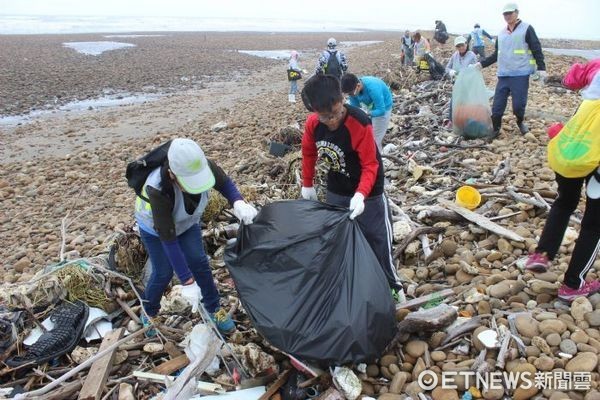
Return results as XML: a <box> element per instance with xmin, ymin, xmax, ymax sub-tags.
<box><xmin>347</xmin><ymin>76</ymin><xmax>393</xmax><ymax>118</ymax></box>
<box><xmin>471</xmin><ymin>28</ymin><xmax>493</xmax><ymax>47</ymax></box>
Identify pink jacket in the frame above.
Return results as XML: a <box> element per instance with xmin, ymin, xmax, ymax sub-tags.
<box><xmin>563</xmin><ymin>58</ymin><xmax>600</xmax><ymax>91</ymax></box>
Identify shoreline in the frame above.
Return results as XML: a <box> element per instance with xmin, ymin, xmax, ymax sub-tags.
<box><xmin>1</xmin><ymin>31</ymin><xmax>599</xmax><ymax>117</ymax></box>
<box><xmin>0</xmin><ymin>31</ymin><xmax>402</xmax><ymax>116</ymax></box>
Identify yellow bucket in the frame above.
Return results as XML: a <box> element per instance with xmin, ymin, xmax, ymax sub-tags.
<box><xmin>456</xmin><ymin>186</ymin><xmax>481</xmax><ymax>210</ymax></box>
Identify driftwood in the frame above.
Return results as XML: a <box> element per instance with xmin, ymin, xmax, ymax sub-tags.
<box><xmin>393</xmin><ymin>226</ymin><xmax>446</xmax><ymax>258</ymax></box>
<box><xmin>31</xmin><ymin>381</ymin><xmax>82</xmax><ymax>400</ymax></box>
<box><xmin>258</xmin><ymin>369</ymin><xmax>292</xmax><ymax>400</ymax></box>
<box><xmin>79</xmin><ymin>328</ymin><xmax>125</xmax><ymax>400</ymax></box>
<box><xmin>387</xmin><ymin>304</ymin><xmax>458</xmax><ymax>351</ymax></box>
<box><xmin>457</xmin><ymin>182</ymin><xmax>557</xmax><ymax>199</ymax></box>
<box><xmin>415</xmin><ymin>206</ymin><xmax>463</xmax><ymax>223</ymax></box>
<box><xmin>152</xmin><ymin>354</ymin><xmax>190</xmax><ymax>375</ymax></box>
<box><xmin>438</xmin><ymin>199</ymin><xmax>525</xmax><ymax>242</ymax></box>
<box><xmin>496</xmin><ymin>325</ymin><xmax>512</xmax><ymax>369</ymax></box>
<box><xmin>397</xmin><ymin>304</ymin><xmax>458</xmax><ymax>335</ymax></box>
<box><xmin>440</xmin><ymin>315</ymin><xmax>487</xmax><ymax>346</ymax></box>
<box><xmin>506</xmin><ymin>186</ymin><xmax>547</xmax><ymax>209</ymax></box>
<box><xmin>506</xmin><ymin>313</ymin><xmax>527</xmax><ymax>357</ymax></box>
<box><xmin>396</xmin><ymin>288</ymin><xmax>455</xmax><ymax>310</ymax></box>
<box><xmin>14</xmin><ymin>327</ymin><xmax>149</xmax><ymax>400</ymax></box>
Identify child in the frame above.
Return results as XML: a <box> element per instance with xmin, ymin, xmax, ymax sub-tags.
<box><xmin>341</xmin><ymin>73</ymin><xmax>393</xmax><ymax>152</ymax></box>
<box><xmin>525</xmin><ymin>60</ymin><xmax>600</xmax><ymax>301</ymax></box>
<box><xmin>299</xmin><ymin>74</ymin><xmax>403</xmax><ymax>301</ymax></box>
<box><xmin>133</xmin><ymin>138</ymin><xmax>258</xmax><ymax>334</ymax></box>
<box><xmin>287</xmin><ymin>50</ymin><xmax>303</xmax><ymax>103</ymax></box>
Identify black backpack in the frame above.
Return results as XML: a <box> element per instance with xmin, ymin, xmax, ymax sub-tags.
<box><xmin>325</xmin><ymin>50</ymin><xmax>342</xmax><ymax>78</ymax></box>
<box><xmin>126</xmin><ymin>140</ymin><xmax>171</xmax><ymax>202</ymax></box>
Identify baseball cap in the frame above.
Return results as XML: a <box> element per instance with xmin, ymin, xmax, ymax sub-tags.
<box><xmin>587</xmin><ymin>168</ymin><xmax>600</xmax><ymax>199</ymax></box>
<box><xmin>454</xmin><ymin>36</ymin><xmax>467</xmax><ymax>46</ymax></box>
<box><xmin>502</xmin><ymin>3</ymin><xmax>518</xmax><ymax>13</ymax></box>
<box><xmin>167</xmin><ymin>138</ymin><xmax>215</xmax><ymax>194</ymax></box>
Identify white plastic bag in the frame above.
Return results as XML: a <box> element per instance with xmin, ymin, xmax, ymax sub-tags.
<box><xmin>331</xmin><ymin>366</ymin><xmax>361</xmax><ymax>400</ymax></box>
<box><xmin>183</xmin><ymin>324</ymin><xmax>220</xmax><ymax>375</ymax></box>
<box><xmin>452</xmin><ymin>68</ymin><xmax>493</xmax><ymax>139</ymax></box>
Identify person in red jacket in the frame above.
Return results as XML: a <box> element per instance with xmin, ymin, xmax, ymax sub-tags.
<box><xmin>299</xmin><ymin>74</ymin><xmax>403</xmax><ymax>301</ymax></box>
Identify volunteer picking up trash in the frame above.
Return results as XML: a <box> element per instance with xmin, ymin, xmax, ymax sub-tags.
<box><xmin>131</xmin><ymin>138</ymin><xmax>258</xmax><ymax>335</ymax></box>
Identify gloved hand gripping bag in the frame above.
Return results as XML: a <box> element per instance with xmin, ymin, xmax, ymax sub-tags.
<box><xmin>224</xmin><ymin>200</ymin><xmax>397</xmax><ymax>364</ymax></box>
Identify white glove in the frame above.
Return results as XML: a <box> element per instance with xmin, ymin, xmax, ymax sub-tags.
<box><xmin>302</xmin><ymin>69</ymin><xmax>308</xmax><ymax>74</ymax></box>
<box><xmin>448</xmin><ymin>69</ymin><xmax>457</xmax><ymax>79</ymax></box>
<box><xmin>538</xmin><ymin>70</ymin><xmax>548</xmax><ymax>83</ymax></box>
<box><xmin>349</xmin><ymin>193</ymin><xmax>365</xmax><ymax>220</ymax></box>
<box><xmin>301</xmin><ymin>186</ymin><xmax>318</xmax><ymax>201</ymax></box>
<box><xmin>181</xmin><ymin>283</ymin><xmax>202</xmax><ymax>313</ymax></box>
<box><xmin>233</xmin><ymin>200</ymin><xmax>258</xmax><ymax>224</ymax></box>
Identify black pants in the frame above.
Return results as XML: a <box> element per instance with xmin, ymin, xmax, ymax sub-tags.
<box><xmin>327</xmin><ymin>191</ymin><xmax>401</xmax><ymax>291</ymax></box>
<box><xmin>537</xmin><ymin>171</ymin><xmax>600</xmax><ymax>289</ymax></box>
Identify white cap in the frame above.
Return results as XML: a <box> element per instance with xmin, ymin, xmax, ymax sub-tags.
<box><xmin>587</xmin><ymin>168</ymin><xmax>600</xmax><ymax>199</ymax></box>
<box><xmin>327</xmin><ymin>38</ymin><xmax>337</xmax><ymax>48</ymax></box>
<box><xmin>454</xmin><ymin>36</ymin><xmax>467</xmax><ymax>46</ymax></box>
<box><xmin>167</xmin><ymin>138</ymin><xmax>215</xmax><ymax>194</ymax></box>
<box><xmin>502</xmin><ymin>2</ymin><xmax>518</xmax><ymax>13</ymax></box>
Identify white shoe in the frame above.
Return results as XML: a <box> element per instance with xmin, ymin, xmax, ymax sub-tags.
<box><xmin>288</xmin><ymin>94</ymin><xmax>296</xmax><ymax>103</ymax></box>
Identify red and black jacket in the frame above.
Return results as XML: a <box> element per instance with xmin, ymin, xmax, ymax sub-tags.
<box><xmin>301</xmin><ymin>105</ymin><xmax>384</xmax><ymax>198</ymax></box>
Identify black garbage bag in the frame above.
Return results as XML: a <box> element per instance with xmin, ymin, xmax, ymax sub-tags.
<box><xmin>224</xmin><ymin>200</ymin><xmax>396</xmax><ymax>364</ymax></box>
<box><xmin>434</xmin><ymin>31</ymin><xmax>449</xmax><ymax>44</ymax></box>
<box><xmin>424</xmin><ymin>53</ymin><xmax>446</xmax><ymax>80</ymax></box>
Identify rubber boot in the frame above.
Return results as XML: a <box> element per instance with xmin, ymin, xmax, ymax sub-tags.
<box><xmin>288</xmin><ymin>94</ymin><xmax>296</xmax><ymax>103</ymax></box>
<box><xmin>490</xmin><ymin>115</ymin><xmax>502</xmax><ymax>140</ymax></box>
<box><xmin>517</xmin><ymin>118</ymin><xmax>529</xmax><ymax>134</ymax></box>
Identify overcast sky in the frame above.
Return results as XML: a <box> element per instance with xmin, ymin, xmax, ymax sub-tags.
<box><xmin>1</xmin><ymin>0</ymin><xmax>599</xmax><ymax>40</ymax></box>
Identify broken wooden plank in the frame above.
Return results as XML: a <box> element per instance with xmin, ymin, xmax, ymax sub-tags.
<box><xmin>78</xmin><ymin>328</ymin><xmax>125</xmax><ymax>400</ymax></box>
<box><xmin>37</xmin><ymin>381</ymin><xmax>83</xmax><ymax>400</ymax></box>
<box><xmin>438</xmin><ymin>199</ymin><xmax>525</xmax><ymax>242</ymax></box>
<box><xmin>396</xmin><ymin>288</ymin><xmax>455</xmax><ymax>310</ymax></box>
<box><xmin>258</xmin><ymin>369</ymin><xmax>291</xmax><ymax>400</ymax></box>
<box><xmin>152</xmin><ymin>354</ymin><xmax>190</xmax><ymax>375</ymax></box>
<box><xmin>164</xmin><ymin>341</ymin><xmax>184</xmax><ymax>358</ymax></box>
<box><xmin>115</xmin><ymin>298</ymin><xmax>141</xmax><ymax>324</ymax></box>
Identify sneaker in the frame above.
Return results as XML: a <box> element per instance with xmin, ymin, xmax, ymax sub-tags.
<box><xmin>211</xmin><ymin>308</ymin><xmax>236</xmax><ymax>335</ymax></box>
<box><xmin>141</xmin><ymin>314</ymin><xmax>157</xmax><ymax>337</ymax></box>
<box><xmin>558</xmin><ymin>281</ymin><xmax>600</xmax><ymax>302</ymax></box>
<box><xmin>525</xmin><ymin>252</ymin><xmax>550</xmax><ymax>273</ymax></box>
<box><xmin>517</xmin><ymin>122</ymin><xmax>529</xmax><ymax>134</ymax></box>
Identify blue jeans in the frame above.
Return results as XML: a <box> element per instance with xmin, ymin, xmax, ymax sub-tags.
<box><xmin>140</xmin><ymin>224</ymin><xmax>221</xmax><ymax>316</ymax></box>
<box><xmin>491</xmin><ymin>75</ymin><xmax>530</xmax><ymax>125</ymax></box>
<box><xmin>290</xmin><ymin>80</ymin><xmax>299</xmax><ymax>94</ymax></box>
